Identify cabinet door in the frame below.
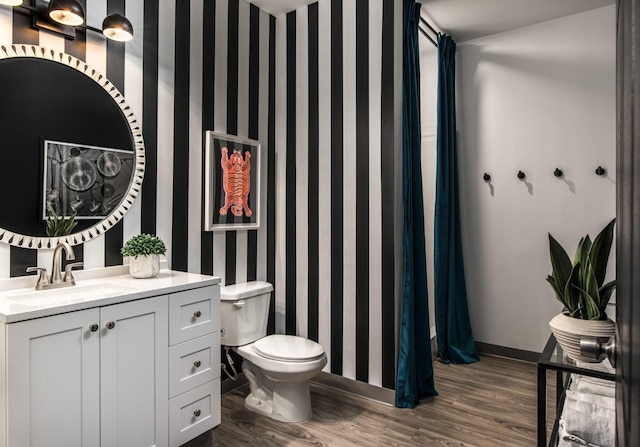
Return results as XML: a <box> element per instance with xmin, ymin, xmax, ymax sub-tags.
<box><xmin>100</xmin><ymin>296</ymin><xmax>168</xmax><ymax>447</ymax></box>
<box><xmin>6</xmin><ymin>308</ymin><xmax>100</xmax><ymax>447</ymax></box>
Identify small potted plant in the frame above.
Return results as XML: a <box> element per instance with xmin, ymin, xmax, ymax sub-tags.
<box><xmin>121</xmin><ymin>233</ymin><xmax>166</xmax><ymax>278</ymax></box>
<box><xmin>546</xmin><ymin>219</ymin><xmax>616</xmax><ymax>361</ymax></box>
<box><xmin>45</xmin><ymin>206</ymin><xmax>77</xmax><ymax>237</ymax></box>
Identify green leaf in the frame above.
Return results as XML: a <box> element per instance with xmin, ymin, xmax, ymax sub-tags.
<box><xmin>549</xmin><ymin>234</ymin><xmax>572</xmax><ymax>297</ymax></box>
<box><xmin>589</xmin><ymin>218</ymin><xmax>615</xmax><ymax>287</ymax></box>
<box><xmin>598</xmin><ymin>280</ymin><xmax>617</xmax><ymax>310</ymax></box>
<box><xmin>563</xmin><ymin>263</ymin><xmax>581</xmax><ymax>313</ymax></box>
<box><xmin>574</xmin><ymin>285</ymin><xmax>603</xmax><ymax>320</ymax></box>
<box><xmin>121</xmin><ymin>233</ymin><xmax>167</xmax><ymax>257</ymax></box>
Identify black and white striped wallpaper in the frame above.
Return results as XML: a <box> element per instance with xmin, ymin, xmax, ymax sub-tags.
<box><xmin>275</xmin><ymin>0</ymin><xmax>400</xmax><ymax>388</ymax></box>
<box><xmin>0</xmin><ymin>0</ymin><xmax>401</xmax><ymax>390</ymax></box>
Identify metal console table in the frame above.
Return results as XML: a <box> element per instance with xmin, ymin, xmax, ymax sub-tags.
<box><xmin>537</xmin><ymin>334</ymin><xmax>615</xmax><ymax>447</ymax></box>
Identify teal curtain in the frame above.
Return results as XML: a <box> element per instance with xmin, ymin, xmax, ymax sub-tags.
<box><xmin>434</xmin><ymin>34</ymin><xmax>479</xmax><ymax>365</ymax></box>
<box><xmin>395</xmin><ymin>0</ymin><xmax>438</xmax><ymax>409</ymax></box>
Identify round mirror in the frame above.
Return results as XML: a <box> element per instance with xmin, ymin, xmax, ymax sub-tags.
<box><xmin>0</xmin><ymin>44</ymin><xmax>144</xmax><ymax>249</ymax></box>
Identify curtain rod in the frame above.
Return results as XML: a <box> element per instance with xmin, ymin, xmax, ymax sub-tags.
<box><xmin>418</xmin><ymin>16</ymin><xmax>438</xmax><ymax>48</ymax></box>
<box><xmin>419</xmin><ymin>26</ymin><xmax>437</xmax><ymax>47</ymax></box>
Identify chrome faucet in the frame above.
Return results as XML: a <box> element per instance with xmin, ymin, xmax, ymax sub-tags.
<box><xmin>26</xmin><ymin>242</ymin><xmax>84</xmax><ymax>290</ymax></box>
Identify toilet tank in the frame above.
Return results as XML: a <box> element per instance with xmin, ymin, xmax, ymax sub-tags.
<box><xmin>219</xmin><ymin>281</ymin><xmax>273</xmax><ymax>346</ymax></box>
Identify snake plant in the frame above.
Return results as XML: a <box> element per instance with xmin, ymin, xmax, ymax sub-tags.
<box><xmin>45</xmin><ymin>206</ymin><xmax>77</xmax><ymax>237</ymax></box>
<box><xmin>546</xmin><ymin>219</ymin><xmax>616</xmax><ymax>320</ymax></box>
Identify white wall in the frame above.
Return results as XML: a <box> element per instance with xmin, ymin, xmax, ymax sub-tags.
<box><xmin>421</xmin><ymin>5</ymin><xmax>616</xmax><ymax>353</ymax></box>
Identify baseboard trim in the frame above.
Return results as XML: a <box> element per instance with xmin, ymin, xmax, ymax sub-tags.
<box><xmin>311</xmin><ymin>371</ymin><xmax>396</xmax><ymax>407</ymax></box>
<box><xmin>476</xmin><ymin>342</ymin><xmax>539</xmax><ymax>363</ymax></box>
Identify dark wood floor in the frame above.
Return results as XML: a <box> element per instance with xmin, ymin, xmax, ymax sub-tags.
<box><xmin>208</xmin><ymin>354</ymin><xmax>553</xmax><ymax>446</ymax></box>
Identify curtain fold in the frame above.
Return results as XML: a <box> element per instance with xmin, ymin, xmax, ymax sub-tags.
<box><xmin>434</xmin><ymin>34</ymin><xmax>479</xmax><ymax>365</ymax></box>
<box><xmin>395</xmin><ymin>0</ymin><xmax>438</xmax><ymax>409</ymax></box>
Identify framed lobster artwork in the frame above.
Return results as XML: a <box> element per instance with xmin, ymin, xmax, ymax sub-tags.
<box><xmin>204</xmin><ymin>131</ymin><xmax>261</xmax><ymax>231</ymax></box>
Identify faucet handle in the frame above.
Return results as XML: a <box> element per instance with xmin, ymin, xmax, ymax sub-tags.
<box><xmin>26</xmin><ymin>267</ymin><xmax>50</xmax><ymax>290</ymax></box>
<box><xmin>63</xmin><ymin>262</ymin><xmax>83</xmax><ymax>284</ymax></box>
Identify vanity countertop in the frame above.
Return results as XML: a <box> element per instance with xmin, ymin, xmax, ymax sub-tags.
<box><xmin>0</xmin><ymin>263</ymin><xmax>220</xmax><ymax>323</ymax></box>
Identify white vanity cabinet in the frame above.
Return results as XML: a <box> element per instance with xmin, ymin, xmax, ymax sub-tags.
<box><xmin>0</xmin><ymin>270</ymin><xmax>221</xmax><ymax>447</ymax></box>
<box><xmin>6</xmin><ymin>296</ymin><xmax>168</xmax><ymax>447</ymax></box>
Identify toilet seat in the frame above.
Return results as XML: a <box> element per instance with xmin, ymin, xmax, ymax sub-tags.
<box><xmin>254</xmin><ymin>335</ymin><xmax>325</xmax><ymax>362</ymax></box>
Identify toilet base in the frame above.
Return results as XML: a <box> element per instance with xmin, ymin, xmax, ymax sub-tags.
<box><xmin>244</xmin><ymin>381</ymin><xmax>313</xmax><ymax>423</ymax></box>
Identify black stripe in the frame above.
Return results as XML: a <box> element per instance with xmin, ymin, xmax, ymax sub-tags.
<box><xmin>285</xmin><ymin>11</ymin><xmax>297</xmax><ymax>336</ymax></box>
<box><xmin>105</xmin><ymin>0</ymin><xmax>126</xmax><ymax>267</ymax></box>
<box><xmin>380</xmin><ymin>0</ymin><xmax>395</xmax><ymax>390</ymax></box>
<box><xmin>267</xmin><ymin>15</ymin><xmax>276</xmax><ymax>335</ymax></box>
<box><xmin>9</xmin><ymin>247</ymin><xmax>36</xmax><ymax>278</ymax></box>
<box><xmin>330</xmin><ymin>0</ymin><xmax>344</xmax><ymax>375</ymax></box>
<box><xmin>12</xmin><ymin>7</ymin><xmax>38</xmax><ymax>44</ymax></box>
<box><xmin>142</xmin><ymin>0</ymin><xmax>159</xmax><ymax>235</ymax></box>
<box><xmin>307</xmin><ymin>2</ymin><xmax>319</xmax><ymax>343</ymax></box>
<box><xmin>225</xmin><ymin>0</ymin><xmax>239</xmax><ymax>285</ymax></box>
<box><xmin>355</xmin><ymin>0</ymin><xmax>370</xmax><ymax>383</ymax></box>
<box><xmin>201</xmin><ymin>0</ymin><xmax>215</xmax><ymax>276</ymax></box>
<box><xmin>247</xmin><ymin>4</ymin><xmax>260</xmax><ymax>282</ymax></box>
<box><xmin>11</xmin><ymin>0</ymin><xmax>42</xmax><ymax>279</ymax></box>
<box><xmin>171</xmin><ymin>0</ymin><xmax>191</xmax><ymax>272</ymax></box>
<box><xmin>65</xmin><ymin>0</ymin><xmax>86</xmax><ymax>60</ymax></box>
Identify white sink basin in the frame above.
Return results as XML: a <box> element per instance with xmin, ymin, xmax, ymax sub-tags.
<box><xmin>3</xmin><ymin>283</ymin><xmax>136</xmax><ymax>307</ymax></box>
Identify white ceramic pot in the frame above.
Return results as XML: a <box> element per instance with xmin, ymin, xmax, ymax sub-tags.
<box><xmin>549</xmin><ymin>312</ymin><xmax>615</xmax><ymax>362</ymax></box>
<box><xmin>129</xmin><ymin>254</ymin><xmax>160</xmax><ymax>278</ymax></box>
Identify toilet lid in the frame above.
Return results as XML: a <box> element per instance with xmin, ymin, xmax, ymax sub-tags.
<box><xmin>254</xmin><ymin>335</ymin><xmax>325</xmax><ymax>362</ymax></box>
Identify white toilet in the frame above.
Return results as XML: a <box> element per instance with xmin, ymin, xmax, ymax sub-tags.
<box><xmin>220</xmin><ymin>281</ymin><xmax>327</xmax><ymax>422</ymax></box>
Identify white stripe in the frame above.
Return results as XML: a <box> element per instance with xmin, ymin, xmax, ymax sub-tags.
<box><xmin>368</xmin><ymin>0</ymin><xmax>383</xmax><ymax>387</ymax></box>
<box><xmin>235</xmin><ymin>0</ymin><xmax>251</xmax><ymax>284</ymax></box>
<box><xmin>213</xmin><ymin>0</ymin><xmax>229</xmax><ymax>284</ymax></box>
<box><xmin>274</xmin><ymin>12</ymin><xmax>287</xmax><ymax>334</ymax></box>
<box><xmin>317</xmin><ymin>0</ymin><xmax>332</xmax><ymax>372</ymax></box>
<box><xmin>296</xmin><ymin>6</ymin><xmax>309</xmax><ymax>338</ymax></box>
<box><xmin>38</xmin><ymin>29</ymin><xmax>64</xmax><ymax>52</ymax></box>
<box><xmin>0</xmin><ymin>6</ymin><xmax>12</xmax><ymax>45</ymax></box>
<box><xmin>123</xmin><ymin>0</ymin><xmax>145</xmax><ymax>246</ymax></box>
<box><xmin>188</xmin><ymin>0</ymin><xmax>204</xmax><ymax>273</ymax></box>
<box><xmin>256</xmin><ymin>10</ymin><xmax>270</xmax><ymax>282</ymax></box>
<box><xmin>342</xmin><ymin>0</ymin><xmax>357</xmax><ymax>381</ymax></box>
<box><xmin>85</xmin><ymin>0</ymin><xmax>107</xmax><ymax>74</ymax></box>
<box><xmin>156</xmin><ymin>0</ymin><xmax>176</xmax><ymax>268</ymax></box>
<box><xmin>81</xmin><ymin>0</ymin><xmax>108</xmax><ymax>270</ymax></box>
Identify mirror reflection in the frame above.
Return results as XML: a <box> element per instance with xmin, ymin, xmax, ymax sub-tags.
<box><xmin>0</xmin><ymin>45</ymin><xmax>144</xmax><ymax>248</ymax></box>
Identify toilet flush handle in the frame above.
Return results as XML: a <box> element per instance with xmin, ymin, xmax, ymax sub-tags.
<box><xmin>233</xmin><ymin>301</ymin><xmax>245</xmax><ymax>308</ymax></box>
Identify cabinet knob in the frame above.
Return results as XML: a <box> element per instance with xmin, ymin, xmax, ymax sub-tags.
<box><xmin>106</xmin><ymin>321</ymin><xmax>116</xmax><ymax>330</ymax></box>
<box><xmin>193</xmin><ymin>310</ymin><xmax>202</xmax><ymax>319</ymax></box>
<box><xmin>89</xmin><ymin>324</ymin><xmax>99</xmax><ymax>332</ymax></box>
<box><xmin>193</xmin><ymin>409</ymin><xmax>201</xmax><ymax>418</ymax></box>
<box><xmin>194</xmin><ymin>360</ymin><xmax>202</xmax><ymax>368</ymax></box>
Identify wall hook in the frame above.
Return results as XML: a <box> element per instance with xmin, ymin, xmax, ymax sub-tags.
<box><xmin>517</xmin><ymin>170</ymin><xmax>526</xmax><ymax>180</ymax></box>
<box><xmin>554</xmin><ymin>168</ymin><xmax>563</xmax><ymax>178</ymax></box>
<box><xmin>595</xmin><ymin>166</ymin><xmax>606</xmax><ymax>176</ymax></box>
<box><xmin>483</xmin><ymin>173</ymin><xmax>491</xmax><ymax>182</ymax></box>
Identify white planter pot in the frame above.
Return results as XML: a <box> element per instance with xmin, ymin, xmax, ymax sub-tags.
<box><xmin>549</xmin><ymin>312</ymin><xmax>615</xmax><ymax>362</ymax></box>
<box><xmin>129</xmin><ymin>254</ymin><xmax>160</xmax><ymax>279</ymax></box>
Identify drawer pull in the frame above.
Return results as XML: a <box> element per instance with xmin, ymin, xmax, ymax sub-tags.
<box><xmin>193</xmin><ymin>409</ymin><xmax>201</xmax><ymax>418</ymax></box>
<box><xmin>193</xmin><ymin>310</ymin><xmax>202</xmax><ymax>319</ymax></box>
<box><xmin>89</xmin><ymin>324</ymin><xmax>99</xmax><ymax>332</ymax></box>
<box><xmin>193</xmin><ymin>360</ymin><xmax>202</xmax><ymax>368</ymax></box>
<box><xmin>106</xmin><ymin>321</ymin><xmax>116</xmax><ymax>330</ymax></box>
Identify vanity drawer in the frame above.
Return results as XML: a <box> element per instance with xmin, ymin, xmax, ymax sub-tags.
<box><xmin>169</xmin><ymin>379</ymin><xmax>220</xmax><ymax>447</ymax></box>
<box><xmin>169</xmin><ymin>285</ymin><xmax>220</xmax><ymax>345</ymax></box>
<box><xmin>169</xmin><ymin>332</ymin><xmax>220</xmax><ymax>398</ymax></box>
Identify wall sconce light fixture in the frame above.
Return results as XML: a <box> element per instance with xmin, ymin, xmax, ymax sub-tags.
<box><xmin>1</xmin><ymin>0</ymin><xmax>133</xmax><ymax>42</ymax></box>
